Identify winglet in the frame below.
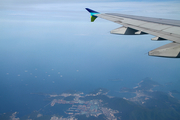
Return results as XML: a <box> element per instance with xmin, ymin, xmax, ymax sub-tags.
<box><xmin>85</xmin><ymin>8</ymin><xmax>99</xmax><ymax>22</ymax></box>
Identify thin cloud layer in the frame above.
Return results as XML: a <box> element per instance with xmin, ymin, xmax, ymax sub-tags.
<box><xmin>1</xmin><ymin>0</ymin><xmax>116</xmax><ymax>5</ymax></box>
<box><xmin>1</xmin><ymin>0</ymin><xmax>179</xmax><ymax>5</ymax></box>
<box><xmin>1</xmin><ymin>1</ymin><xmax>180</xmax><ymax>23</ymax></box>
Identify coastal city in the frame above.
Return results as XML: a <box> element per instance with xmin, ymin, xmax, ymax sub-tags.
<box><xmin>49</xmin><ymin>89</ymin><xmax>119</xmax><ymax>120</ymax></box>
<box><xmin>2</xmin><ymin>79</ymin><xmax>180</xmax><ymax>120</ymax></box>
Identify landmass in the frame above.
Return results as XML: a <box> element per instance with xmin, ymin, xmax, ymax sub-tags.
<box><xmin>1</xmin><ymin>78</ymin><xmax>180</xmax><ymax>120</ymax></box>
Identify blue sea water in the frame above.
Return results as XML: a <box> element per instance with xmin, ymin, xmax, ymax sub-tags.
<box><xmin>0</xmin><ymin>58</ymin><xmax>142</xmax><ymax>117</ymax></box>
<box><xmin>1</xmin><ymin>35</ymin><xmax>180</xmax><ymax>117</ymax></box>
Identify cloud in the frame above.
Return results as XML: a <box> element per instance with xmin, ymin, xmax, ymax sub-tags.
<box><xmin>1</xmin><ymin>0</ymin><xmax>179</xmax><ymax>6</ymax></box>
<box><xmin>0</xmin><ymin>0</ymin><xmax>118</xmax><ymax>5</ymax></box>
<box><xmin>2</xmin><ymin>1</ymin><xmax>180</xmax><ymax>18</ymax></box>
<box><xmin>75</xmin><ymin>33</ymin><xmax>89</xmax><ymax>36</ymax></box>
<box><xmin>37</xmin><ymin>114</ymin><xmax>43</xmax><ymax>118</ymax></box>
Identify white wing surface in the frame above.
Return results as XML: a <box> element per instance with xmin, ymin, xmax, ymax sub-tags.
<box><xmin>86</xmin><ymin>8</ymin><xmax>180</xmax><ymax>58</ymax></box>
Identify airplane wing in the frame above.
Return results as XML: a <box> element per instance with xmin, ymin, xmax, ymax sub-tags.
<box><xmin>85</xmin><ymin>8</ymin><xmax>180</xmax><ymax>58</ymax></box>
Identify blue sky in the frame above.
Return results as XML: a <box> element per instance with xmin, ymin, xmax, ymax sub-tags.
<box><xmin>0</xmin><ymin>0</ymin><xmax>180</xmax><ymax>96</ymax></box>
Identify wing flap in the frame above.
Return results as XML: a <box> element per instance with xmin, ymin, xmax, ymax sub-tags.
<box><xmin>148</xmin><ymin>42</ymin><xmax>180</xmax><ymax>58</ymax></box>
<box><xmin>110</xmin><ymin>26</ymin><xmax>138</xmax><ymax>35</ymax></box>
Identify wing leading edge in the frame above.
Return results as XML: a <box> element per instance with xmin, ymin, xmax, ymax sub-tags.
<box><xmin>86</xmin><ymin>8</ymin><xmax>180</xmax><ymax>58</ymax></box>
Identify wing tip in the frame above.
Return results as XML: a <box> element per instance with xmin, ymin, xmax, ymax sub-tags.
<box><xmin>85</xmin><ymin>8</ymin><xmax>99</xmax><ymax>22</ymax></box>
<box><xmin>85</xmin><ymin>8</ymin><xmax>99</xmax><ymax>13</ymax></box>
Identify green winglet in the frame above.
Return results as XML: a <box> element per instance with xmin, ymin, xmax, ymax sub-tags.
<box><xmin>91</xmin><ymin>16</ymin><xmax>97</xmax><ymax>22</ymax></box>
<box><xmin>85</xmin><ymin>8</ymin><xmax>100</xmax><ymax>22</ymax></box>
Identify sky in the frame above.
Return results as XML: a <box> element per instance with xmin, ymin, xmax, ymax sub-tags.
<box><xmin>0</xmin><ymin>0</ymin><xmax>180</xmax><ymax>115</ymax></box>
